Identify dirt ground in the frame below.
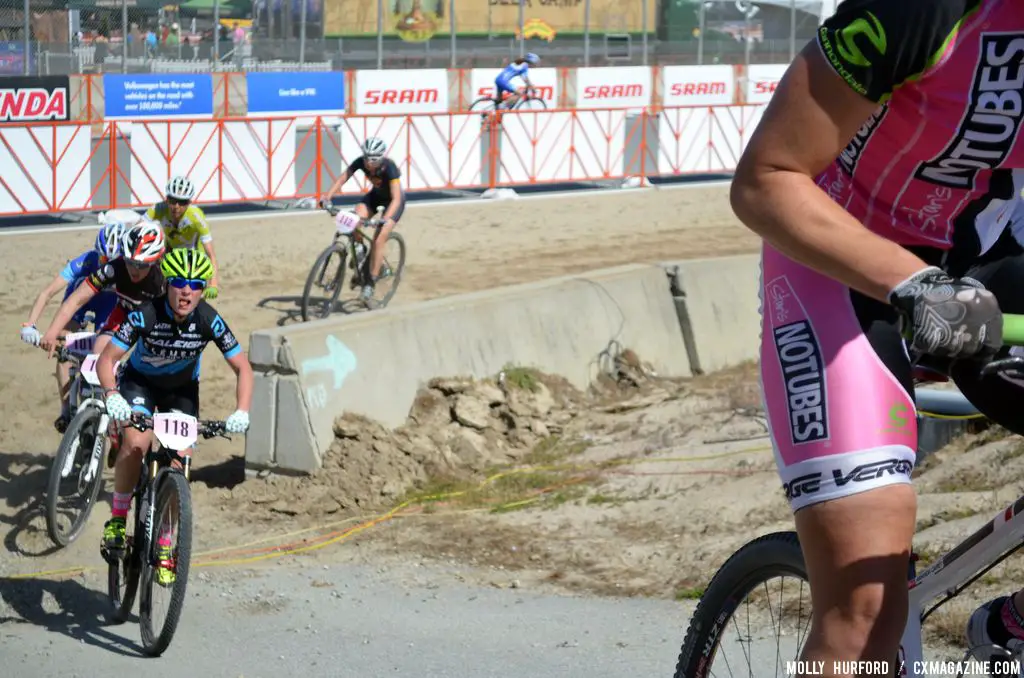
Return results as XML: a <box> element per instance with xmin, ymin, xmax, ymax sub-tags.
<box><xmin>1</xmin><ymin>183</ymin><xmax>1014</xmax><ymax>650</ymax></box>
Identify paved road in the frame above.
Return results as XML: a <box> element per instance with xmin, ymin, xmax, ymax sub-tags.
<box><xmin>0</xmin><ymin>559</ymin><xmax>696</xmax><ymax>678</ymax></box>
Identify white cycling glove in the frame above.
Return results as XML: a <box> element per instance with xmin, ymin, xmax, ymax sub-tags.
<box><xmin>225</xmin><ymin>409</ymin><xmax>250</xmax><ymax>434</ymax></box>
<box><xmin>104</xmin><ymin>391</ymin><xmax>132</xmax><ymax>423</ymax></box>
<box><xmin>20</xmin><ymin>324</ymin><xmax>40</xmax><ymax>346</ymax></box>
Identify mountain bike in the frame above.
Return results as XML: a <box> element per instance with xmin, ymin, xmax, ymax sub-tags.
<box><xmin>103</xmin><ymin>410</ymin><xmax>229</xmax><ymax>657</ymax></box>
<box><xmin>469</xmin><ymin>85</ymin><xmax>549</xmax><ymax>113</ymax></box>
<box><xmin>674</xmin><ymin>313</ymin><xmax>1024</xmax><ymax>678</ymax></box>
<box><xmin>45</xmin><ymin>331</ymin><xmax>122</xmax><ymax>548</ymax></box>
<box><xmin>300</xmin><ymin>204</ymin><xmax>406</xmax><ymax>321</ymax></box>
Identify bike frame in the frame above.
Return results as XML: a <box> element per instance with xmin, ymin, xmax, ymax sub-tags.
<box><xmin>900</xmin><ymin>496</ymin><xmax>1024</xmax><ymax>675</ymax></box>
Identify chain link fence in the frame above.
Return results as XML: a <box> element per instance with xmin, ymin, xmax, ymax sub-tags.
<box><xmin>0</xmin><ymin>0</ymin><xmax>830</xmax><ymax>76</ymax></box>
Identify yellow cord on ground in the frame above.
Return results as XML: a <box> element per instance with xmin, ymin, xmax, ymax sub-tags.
<box><xmin>0</xmin><ymin>442</ymin><xmax>777</xmax><ymax>580</ymax></box>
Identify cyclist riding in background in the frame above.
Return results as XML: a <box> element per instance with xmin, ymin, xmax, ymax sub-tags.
<box><xmin>321</xmin><ymin>137</ymin><xmax>404</xmax><ymax>307</ymax></box>
<box><xmin>145</xmin><ymin>175</ymin><xmax>221</xmax><ymax>300</ymax></box>
<box><xmin>21</xmin><ymin>222</ymin><xmax>124</xmax><ymax>432</ymax></box>
<box><xmin>39</xmin><ymin>221</ymin><xmax>167</xmax><ymax>362</ymax></box>
<box><xmin>95</xmin><ymin>247</ymin><xmax>252</xmax><ymax>584</ymax></box>
<box><xmin>731</xmin><ymin>0</ymin><xmax>1024</xmax><ymax>674</ymax></box>
<box><xmin>493</xmin><ymin>52</ymin><xmax>539</xmax><ymax>109</ymax></box>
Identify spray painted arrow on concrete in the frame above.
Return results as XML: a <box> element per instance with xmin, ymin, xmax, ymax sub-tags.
<box><xmin>300</xmin><ymin>335</ymin><xmax>358</xmax><ymax>390</ymax></box>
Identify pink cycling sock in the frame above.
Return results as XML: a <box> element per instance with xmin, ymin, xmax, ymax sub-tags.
<box><xmin>111</xmin><ymin>492</ymin><xmax>131</xmax><ymax>519</ymax></box>
<box><xmin>157</xmin><ymin>528</ymin><xmax>173</xmax><ymax>548</ymax></box>
<box><xmin>1000</xmin><ymin>596</ymin><xmax>1024</xmax><ymax>640</ymax></box>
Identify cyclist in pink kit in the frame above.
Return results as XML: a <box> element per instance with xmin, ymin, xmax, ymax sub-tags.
<box><xmin>733</xmin><ymin>0</ymin><xmax>1024</xmax><ymax>674</ymax></box>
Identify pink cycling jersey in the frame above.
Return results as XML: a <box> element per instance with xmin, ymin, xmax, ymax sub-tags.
<box><xmin>763</xmin><ymin>0</ymin><xmax>1024</xmax><ymax>510</ymax></box>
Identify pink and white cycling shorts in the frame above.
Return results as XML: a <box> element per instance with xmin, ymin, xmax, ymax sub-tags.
<box><xmin>760</xmin><ymin>244</ymin><xmax>918</xmax><ymax>512</ymax></box>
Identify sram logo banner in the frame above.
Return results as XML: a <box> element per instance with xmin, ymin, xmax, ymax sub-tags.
<box><xmin>745</xmin><ymin>64</ymin><xmax>788</xmax><ymax>104</ymax></box>
<box><xmin>575</xmin><ymin>66</ymin><xmax>652</xmax><ymax>110</ymax></box>
<box><xmin>355</xmin><ymin>69</ymin><xmax>449</xmax><ymax>114</ymax></box>
<box><xmin>661</xmin><ymin>65</ymin><xmax>734</xmax><ymax>106</ymax></box>
<box><xmin>0</xmin><ymin>76</ymin><xmax>70</xmax><ymax>122</ymax></box>
<box><xmin>469</xmin><ymin>67</ymin><xmax>558</xmax><ymax>106</ymax></box>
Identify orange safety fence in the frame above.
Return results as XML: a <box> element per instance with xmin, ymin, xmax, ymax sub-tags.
<box><xmin>0</xmin><ymin>104</ymin><xmax>761</xmax><ymax>219</ymax></box>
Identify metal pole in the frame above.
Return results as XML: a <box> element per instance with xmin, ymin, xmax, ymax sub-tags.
<box><xmin>697</xmin><ymin>1</ymin><xmax>705</xmax><ymax>66</ymax></box>
<box><xmin>517</xmin><ymin>0</ymin><xmax>524</xmax><ymax>57</ymax></box>
<box><xmin>583</xmin><ymin>0</ymin><xmax>590</xmax><ymax>67</ymax></box>
<box><xmin>213</xmin><ymin>0</ymin><xmax>220</xmax><ymax>63</ymax></box>
<box><xmin>122</xmin><ymin>0</ymin><xmax>128</xmax><ymax>73</ymax></box>
<box><xmin>789</xmin><ymin>0</ymin><xmax>796</xmax><ymax>61</ymax></box>
<box><xmin>376</xmin><ymin>0</ymin><xmax>383</xmax><ymax>69</ymax></box>
<box><xmin>22</xmin><ymin>0</ymin><xmax>29</xmax><ymax>75</ymax></box>
<box><xmin>449</xmin><ymin>0</ymin><xmax>455</xmax><ymax>68</ymax></box>
<box><xmin>641</xmin><ymin>0</ymin><xmax>647</xmax><ymax>66</ymax></box>
<box><xmin>300</xmin><ymin>0</ymin><xmax>308</xmax><ymax>63</ymax></box>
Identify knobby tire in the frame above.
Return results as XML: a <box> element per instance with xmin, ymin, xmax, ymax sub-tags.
<box><xmin>46</xmin><ymin>405</ymin><xmax>106</xmax><ymax>547</ymax></box>
<box><xmin>139</xmin><ymin>471</ymin><xmax>193</xmax><ymax>657</ymax></box>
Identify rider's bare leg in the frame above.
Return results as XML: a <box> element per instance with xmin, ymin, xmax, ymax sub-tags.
<box><xmin>370</xmin><ymin>221</ymin><xmax>396</xmax><ymax>280</ymax></box>
<box><xmin>55</xmin><ymin>319</ymin><xmax>84</xmax><ymax>421</ymax></box>
<box><xmin>792</xmin><ymin>485</ymin><xmax>916</xmax><ymax>678</ymax></box>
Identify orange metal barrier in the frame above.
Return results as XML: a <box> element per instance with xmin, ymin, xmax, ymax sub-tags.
<box><xmin>0</xmin><ymin>104</ymin><xmax>761</xmax><ymax>219</ymax></box>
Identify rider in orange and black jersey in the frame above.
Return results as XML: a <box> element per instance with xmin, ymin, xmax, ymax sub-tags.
<box><xmin>320</xmin><ymin>136</ymin><xmax>405</xmax><ymax>305</ymax></box>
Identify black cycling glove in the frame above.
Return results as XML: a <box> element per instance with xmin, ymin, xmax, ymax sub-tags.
<box><xmin>888</xmin><ymin>266</ymin><xmax>1002</xmax><ymax>359</ymax></box>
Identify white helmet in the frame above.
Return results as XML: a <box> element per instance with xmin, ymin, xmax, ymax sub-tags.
<box><xmin>362</xmin><ymin>137</ymin><xmax>387</xmax><ymax>159</ymax></box>
<box><xmin>95</xmin><ymin>221</ymin><xmax>126</xmax><ymax>260</ymax></box>
<box><xmin>121</xmin><ymin>220</ymin><xmax>166</xmax><ymax>265</ymax></box>
<box><xmin>166</xmin><ymin>175</ymin><xmax>196</xmax><ymax>202</ymax></box>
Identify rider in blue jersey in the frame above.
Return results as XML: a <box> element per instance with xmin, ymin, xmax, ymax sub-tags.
<box><xmin>21</xmin><ymin>221</ymin><xmax>125</xmax><ymax>432</ymax></box>
<box><xmin>493</xmin><ymin>52</ymin><xmax>540</xmax><ymax>109</ymax></box>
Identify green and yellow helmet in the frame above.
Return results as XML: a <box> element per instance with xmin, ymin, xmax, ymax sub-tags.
<box><xmin>161</xmin><ymin>247</ymin><xmax>214</xmax><ymax>282</ymax></box>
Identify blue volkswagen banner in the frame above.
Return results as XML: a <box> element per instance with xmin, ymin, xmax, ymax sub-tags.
<box><xmin>246</xmin><ymin>72</ymin><xmax>345</xmax><ymax>117</ymax></box>
<box><xmin>103</xmin><ymin>74</ymin><xmax>214</xmax><ymax>119</ymax></box>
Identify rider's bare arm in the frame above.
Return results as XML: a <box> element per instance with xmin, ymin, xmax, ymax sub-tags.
<box><xmin>201</xmin><ymin>240</ymin><xmax>220</xmax><ymax>287</ymax></box>
<box><xmin>323</xmin><ymin>168</ymin><xmax>352</xmax><ymax>204</ymax></box>
<box><xmin>225</xmin><ymin>350</ymin><xmax>254</xmax><ymax>413</ymax></box>
<box><xmin>730</xmin><ymin>44</ymin><xmax>929</xmax><ymax>304</ymax></box>
<box><xmin>97</xmin><ymin>339</ymin><xmax>128</xmax><ymax>394</ymax></box>
<box><xmin>41</xmin><ymin>281</ymin><xmax>99</xmax><ymax>354</ymax></box>
<box><xmin>26</xmin><ymin>272</ymin><xmax>71</xmax><ymax>327</ymax></box>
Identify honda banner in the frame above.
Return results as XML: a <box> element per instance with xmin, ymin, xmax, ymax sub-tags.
<box><xmin>574</xmin><ymin>66</ymin><xmax>652</xmax><ymax>110</ymax></box>
<box><xmin>469</xmin><ymin>67</ymin><xmax>559</xmax><ymax>108</ymax></box>
<box><xmin>661</xmin><ymin>65</ymin><xmax>735</xmax><ymax>107</ymax></box>
<box><xmin>0</xmin><ymin>76</ymin><xmax>70</xmax><ymax>122</ymax></box>
<box><xmin>355</xmin><ymin>69</ymin><xmax>449</xmax><ymax>115</ymax></box>
<box><xmin>745</xmin><ymin>64</ymin><xmax>788</xmax><ymax>105</ymax></box>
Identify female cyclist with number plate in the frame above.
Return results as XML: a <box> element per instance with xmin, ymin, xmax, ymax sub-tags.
<box><xmin>731</xmin><ymin>0</ymin><xmax>1024</xmax><ymax>674</ymax></box>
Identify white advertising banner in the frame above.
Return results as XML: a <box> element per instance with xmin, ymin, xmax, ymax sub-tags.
<box><xmin>354</xmin><ymin>69</ymin><xmax>449</xmax><ymax>115</ymax></box>
<box><xmin>574</xmin><ymin>66</ymin><xmax>652</xmax><ymax>110</ymax></box>
<box><xmin>745</xmin><ymin>64</ymin><xmax>788</xmax><ymax>104</ymax></box>
<box><xmin>661</xmin><ymin>65</ymin><xmax>735</xmax><ymax>107</ymax></box>
<box><xmin>469</xmin><ymin>67</ymin><xmax>559</xmax><ymax>107</ymax></box>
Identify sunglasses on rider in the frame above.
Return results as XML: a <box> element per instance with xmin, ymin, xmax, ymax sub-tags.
<box><xmin>167</xmin><ymin>277</ymin><xmax>207</xmax><ymax>291</ymax></box>
<box><xmin>126</xmin><ymin>260</ymin><xmax>152</xmax><ymax>270</ymax></box>
<box><xmin>167</xmin><ymin>197</ymin><xmax>190</xmax><ymax>207</ymax></box>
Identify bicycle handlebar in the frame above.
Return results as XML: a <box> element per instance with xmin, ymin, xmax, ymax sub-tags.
<box><xmin>322</xmin><ymin>204</ymin><xmax>386</xmax><ymax>228</ymax></box>
<box><xmin>128</xmin><ymin>412</ymin><xmax>231</xmax><ymax>441</ymax></box>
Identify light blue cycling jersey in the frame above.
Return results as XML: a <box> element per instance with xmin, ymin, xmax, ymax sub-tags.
<box><xmin>496</xmin><ymin>61</ymin><xmax>529</xmax><ymax>91</ymax></box>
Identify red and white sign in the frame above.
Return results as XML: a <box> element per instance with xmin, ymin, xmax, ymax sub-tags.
<box><xmin>745</xmin><ymin>64</ymin><xmax>788</xmax><ymax>105</ymax></box>
<box><xmin>661</xmin><ymin>65</ymin><xmax>735</xmax><ymax>107</ymax></box>
<box><xmin>0</xmin><ymin>87</ymin><xmax>68</xmax><ymax>122</ymax></box>
<box><xmin>355</xmin><ymin>69</ymin><xmax>449</xmax><ymax>115</ymax></box>
<box><xmin>574</xmin><ymin>66</ymin><xmax>652</xmax><ymax>110</ymax></box>
<box><xmin>469</xmin><ymin>67</ymin><xmax>559</xmax><ymax>107</ymax></box>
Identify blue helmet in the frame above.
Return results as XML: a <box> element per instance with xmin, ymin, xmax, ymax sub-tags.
<box><xmin>524</xmin><ymin>52</ymin><xmax>539</xmax><ymax>65</ymax></box>
<box><xmin>95</xmin><ymin>221</ymin><xmax>125</xmax><ymax>260</ymax></box>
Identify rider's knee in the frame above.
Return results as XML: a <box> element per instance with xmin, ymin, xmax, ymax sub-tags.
<box><xmin>816</xmin><ymin>584</ymin><xmax>908</xmax><ymax>655</ymax></box>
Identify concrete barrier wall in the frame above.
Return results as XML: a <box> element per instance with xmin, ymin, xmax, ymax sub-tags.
<box><xmin>663</xmin><ymin>254</ymin><xmax>762</xmax><ymax>374</ymax></box>
<box><xmin>245</xmin><ymin>263</ymin><xmax>697</xmax><ymax>474</ymax></box>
